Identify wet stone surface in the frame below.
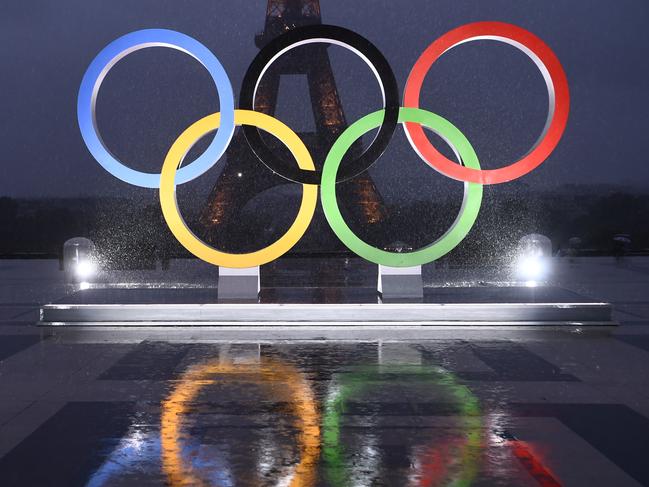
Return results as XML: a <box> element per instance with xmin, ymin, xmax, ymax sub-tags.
<box><xmin>1</xmin><ymin>339</ymin><xmax>649</xmax><ymax>486</ymax></box>
<box><xmin>1</xmin><ymin>257</ymin><xmax>649</xmax><ymax>485</ymax></box>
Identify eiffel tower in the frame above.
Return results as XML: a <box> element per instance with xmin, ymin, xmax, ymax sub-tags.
<box><xmin>200</xmin><ymin>0</ymin><xmax>387</xmax><ymax>256</ymax></box>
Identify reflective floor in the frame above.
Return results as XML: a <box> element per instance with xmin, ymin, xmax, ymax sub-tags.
<box><xmin>1</xmin><ymin>258</ymin><xmax>649</xmax><ymax>486</ymax></box>
<box><xmin>2</xmin><ymin>338</ymin><xmax>649</xmax><ymax>486</ymax></box>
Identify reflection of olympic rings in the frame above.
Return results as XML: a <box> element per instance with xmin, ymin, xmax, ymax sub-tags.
<box><xmin>240</xmin><ymin>24</ymin><xmax>399</xmax><ymax>185</ymax></box>
<box><xmin>79</xmin><ymin>22</ymin><xmax>569</xmax><ymax>267</ymax></box>
<box><xmin>160</xmin><ymin>358</ymin><xmax>320</xmax><ymax>487</ymax></box>
<box><xmin>322</xmin><ymin>365</ymin><xmax>482</xmax><ymax>487</ymax></box>
<box><xmin>160</xmin><ymin>110</ymin><xmax>317</xmax><ymax>268</ymax></box>
<box><xmin>403</xmin><ymin>22</ymin><xmax>570</xmax><ymax>185</ymax></box>
<box><xmin>77</xmin><ymin>29</ymin><xmax>235</xmax><ymax>188</ymax></box>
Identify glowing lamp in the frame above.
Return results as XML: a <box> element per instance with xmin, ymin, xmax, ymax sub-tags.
<box><xmin>514</xmin><ymin>234</ymin><xmax>552</xmax><ymax>285</ymax></box>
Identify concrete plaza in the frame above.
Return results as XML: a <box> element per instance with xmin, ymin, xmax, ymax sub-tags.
<box><xmin>0</xmin><ymin>257</ymin><xmax>648</xmax><ymax>485</ymax></box>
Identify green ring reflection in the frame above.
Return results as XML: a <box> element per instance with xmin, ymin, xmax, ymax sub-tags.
<box><xmin>322</xmin><ymin>365</ymin><xmax>482</xmax><ymax>486</ymax></box>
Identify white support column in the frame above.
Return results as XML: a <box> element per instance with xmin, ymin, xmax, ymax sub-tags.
<box><xmin>378</xmin><ymin>265</ymin><xmax>423</xmax><ymax>300</ymax></box>
<box><xmin>218</xmin><ymin>266</ymin><xmax>260</xmax><ymax>301</ymax></box>
<box><xmin>219</xmin><ymin>343</ymin><xmax>261</xmax><ymax>364</ymax></box>
<box><xmin>378</xmin><ymin>341</ymin><xmax>423</xmax><ymax>365</ymax></box>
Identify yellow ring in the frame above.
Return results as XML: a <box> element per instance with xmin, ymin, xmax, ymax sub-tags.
<box><xmin>161</xmin><ymin>359</ymin><xmax>320</xmax><ymax>487</ymax></box>
<box><xmin>160</xmin><ymin>109</ymin><xmax>318</xmax><ymax>268</ymax></box>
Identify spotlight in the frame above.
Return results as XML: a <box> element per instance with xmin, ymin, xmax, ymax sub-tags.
<box><xmin>75</xmin><ymin>260</ymin><xmax>96</xmax><ymax>279</ymax></box>
<box><xmin>514</xmin><ymin>234</ymin><xmax>552</xmax><ymax>285</ymax></box>
<box><xmin>63</xmin><ymin>237</ymin><xmax>98</xmax><ymax>284</ymax></box>
<box><xmin>517</xmin><ymin>255</ymin><xmax>546</xmax><ymax>281</ymax></box>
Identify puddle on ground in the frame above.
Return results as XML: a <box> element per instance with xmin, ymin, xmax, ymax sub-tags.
<box><xmin>84</xmin><ymin>342</ymin><xmax>560</xmax><ymax>486</ymax></box>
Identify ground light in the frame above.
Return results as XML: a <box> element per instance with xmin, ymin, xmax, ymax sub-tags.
<box><xmin>75</xmin><ymin>259</ymin><xmax>96</xmax><ymax>280</ymax></box>
<box><xmin>514</xmin><ymin>234</ymin><xmax>553</xmax><ymax>286</ymax></box>
<box><xmin>516</xmin><ymin>255</ymin><xmax>548</xmax><ymax>286</ymax></box>
<box><xmin>63</xmin><ymin>237</ymin><xmax>98</xmax><ymax>284</ymax></box>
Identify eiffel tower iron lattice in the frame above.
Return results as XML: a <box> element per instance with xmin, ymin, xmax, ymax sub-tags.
<box><xmin>200</xmin><ymin>0</ymin><xmax>387</xmax><ymax>254</ymax></box>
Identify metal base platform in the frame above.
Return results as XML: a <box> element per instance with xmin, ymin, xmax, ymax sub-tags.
<box><xmin>39</xmin><ymin>301</ymin><xmax>614</xmax><ymax>327</ymax></box>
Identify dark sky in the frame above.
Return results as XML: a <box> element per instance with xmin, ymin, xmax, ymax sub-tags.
<box><xmin>1</xmin><ymin>0</ymin><xmax>648</xmax><ymax>200</ymax></box>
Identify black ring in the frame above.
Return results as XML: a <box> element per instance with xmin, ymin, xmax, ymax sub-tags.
<box><xmin>239</xmin><ymin>24</ymin><xmax>399</xmax><ymax>185</ymax></box>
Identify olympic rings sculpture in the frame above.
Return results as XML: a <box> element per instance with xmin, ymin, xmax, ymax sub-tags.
<box><xmin>78</xmin><ymin>22</ymin><xmax>569</xmax><ymax>268</ymax></box>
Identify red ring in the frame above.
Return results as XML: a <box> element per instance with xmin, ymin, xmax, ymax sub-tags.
<box><xmin>403</xmin><ymin>22</ymin><xmax>570</xmax><ymax>185</ymax></box>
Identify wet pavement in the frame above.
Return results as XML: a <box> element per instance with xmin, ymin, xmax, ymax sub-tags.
<box><xmin>1</xmin><ymin>257</ymin><xmax>649</xmax><ymax>486</ymax></box>
<box><xmin>2</xmin><ymin>339</ymin><xmax>649</xmax><ymax>486</ymax></box>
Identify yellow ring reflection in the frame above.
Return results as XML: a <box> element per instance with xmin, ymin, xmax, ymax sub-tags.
<box><xmin>160</xmin><ymin>358</ymin><xmax>320</xmax><ymax>486</ymax></box>
<box><xmin>159</xmin><ymin>109</ymin><xmax>318</xmax><ymax>268</ymax></box>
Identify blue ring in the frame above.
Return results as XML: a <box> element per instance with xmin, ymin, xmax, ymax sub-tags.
<box><xmin>77</xmin><ymin>29</ymin><xmax>235</xmax><ymax>188</ymax></box>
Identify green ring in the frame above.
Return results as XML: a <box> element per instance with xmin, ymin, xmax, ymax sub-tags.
<box><xmin>321</xmin><ymin>107</ymin><xmax>483</xmax><ymax>267</ymax></box>
<box><xmin>323</xmin><ymin>365</ymin><xmax>482</xmax><ymax>487</ymax></box>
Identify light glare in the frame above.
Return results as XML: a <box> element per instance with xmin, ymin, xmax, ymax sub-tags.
<box><xmin>517</xmin><ymin>256</ymin><xmax>547</xmax><ymax>281</ymax></box>
<box><xmin>75</xmin><ymin>260</ymin><xmax>96</xmax><ymax>279</ymax></box>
